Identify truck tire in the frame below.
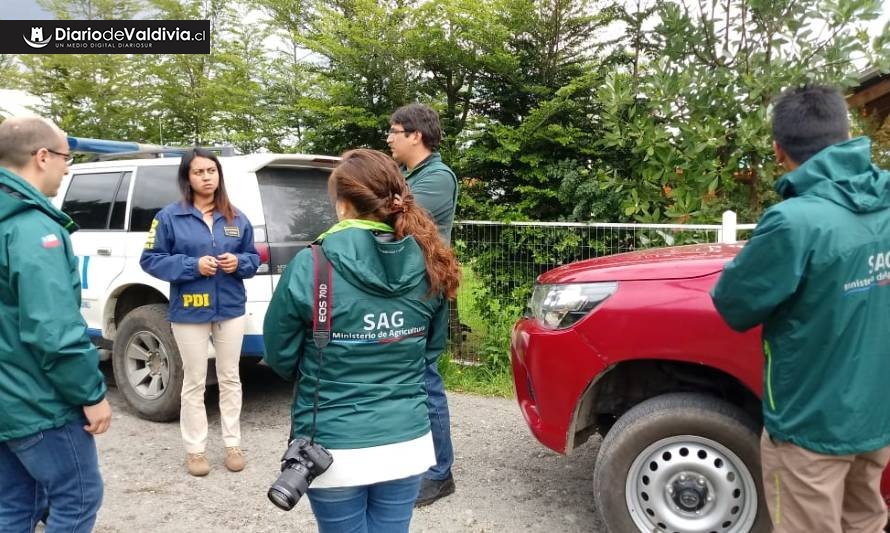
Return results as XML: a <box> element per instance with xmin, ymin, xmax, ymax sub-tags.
<box><xmin>593</xmin><ymin>392</ymin><xmax>770</xmax><ymax>533</ymax></box>
<box><xmin>112</xmin><ymin>304</ymin><xmax>182</xmax><ymax>422</ymax></box>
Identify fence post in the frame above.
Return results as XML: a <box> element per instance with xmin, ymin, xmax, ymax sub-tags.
<box><xmin>720</xmin><ymin>210</ymin><xmax>738</xmax><ymax>244</ymax></box>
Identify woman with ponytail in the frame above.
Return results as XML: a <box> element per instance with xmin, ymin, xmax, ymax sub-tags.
<box><xmin>263</xmin><ymin>149</ymin><xmax>460</xmax><ymax>533</ymax></box>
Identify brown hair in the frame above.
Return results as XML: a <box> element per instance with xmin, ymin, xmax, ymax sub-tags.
<box><xmin>0</xmin><ymin>116</ymin><xmax>65</xmax><ymax>170</ymax></box>
<box><xmin>177</xmin><ymin>147</ymin><xmax>236</xmax><ymax>224</ymax></box>
<box><xmin>389</xmin><ymin>103</ymin><xmax>442</xmax><ymax>152</ymax></box>
<box><xmin>329</xmin><ymin>149</ymin><xmax>460</xmax><ymax>300</ymax></box>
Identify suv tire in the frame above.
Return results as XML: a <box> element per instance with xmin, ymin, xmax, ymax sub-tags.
<box><xmin>112</xmin><ymin>304</ymin><xmax>182</xmax><ymax>422</ymax></box>
<box><xmin>593</xmin><ymin>392</ymin><xmax>770</xmax><ymax>533</ymax></box>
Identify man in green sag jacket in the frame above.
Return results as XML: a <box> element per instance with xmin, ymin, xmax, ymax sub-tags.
<box><xmin>0</xmin><ymin>116</ymin><xmax>111</xmax><ymax>532</ymax></box>
<box><xmin>387</xmin><ymin>103</ymin><xmax>459</xmax><ymax>506</ymax></box>
<box><xmin>711</xmin><ymin>86</ymin><xmax>890</xmax><ymax>533</ymax></box>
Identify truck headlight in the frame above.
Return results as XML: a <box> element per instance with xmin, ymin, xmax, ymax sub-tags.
<box><xmin>527</xmin><ymin>282</ymin><xmax>618</xmax><ymax>329</ymax></box>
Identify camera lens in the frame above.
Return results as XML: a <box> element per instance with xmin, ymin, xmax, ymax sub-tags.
<box><xmin>267</xmin><ymin>486</ymin><xmax>297</xmax><ymax>511</ymax></box>
<box><xmin>268</xmin><ymin>464</ymin><xmax>311</xmax><ymax>511</ymax></box>
<box><xmin>268</xmin><ymin>437</ymin><xmax>333</xmax><ymax>512</ymax></box>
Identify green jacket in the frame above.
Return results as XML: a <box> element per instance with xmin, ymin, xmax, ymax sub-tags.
<box><xmin>712</xmin><ymin>137</ymin><xmax>890</xmax><ymax>455</ymax></box>
<box><xmin>403</xmin><ymin>153</ymin><xmax>458</xmax><ymax>245</ymax></box>
<box><xmin>0</xmin><ymin>168</ymin><xmax>107</xmax><ymax>441</ymax></box>
<box><xmin>263</xmin><ymin>221</ymin><xmax>448</xmax><ymax>448</ymax></box>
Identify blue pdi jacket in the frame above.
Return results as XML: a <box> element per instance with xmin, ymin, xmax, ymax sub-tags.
<box><xmin>140</xmin><ymin>202</ymin><xmax>260</xmax><ymax>323</ymax></box>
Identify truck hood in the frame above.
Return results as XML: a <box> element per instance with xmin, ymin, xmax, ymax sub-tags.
<box><xmin>537</xmin><ymin>243</ymin><xmax>744</xmax><ymax>283</ymax></box>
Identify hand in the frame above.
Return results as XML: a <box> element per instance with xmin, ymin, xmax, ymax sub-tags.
<box><xmin>83</xmin><ymin>399</ymin><xmax>112</xmax><ymax>435</ymax></box>
<box><xmin>216</xmin><ymin>252</ymin><xmax>239</xmax><ymax>274</ymax></box>
<box><xmin>198</xmin><ymin>255</ymin><xmax>218</xmax><ymax>276</ymax></box>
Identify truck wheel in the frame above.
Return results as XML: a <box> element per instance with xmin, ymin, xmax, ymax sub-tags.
<box><xmin>112</xmin><ymin>304</ymin><xmax>182</xmax><ymax>422</ymax></box>
<box><xmin>594</xmin><ymin>392</ymin><xmax>770</xmax><ymax>533</ymax></box>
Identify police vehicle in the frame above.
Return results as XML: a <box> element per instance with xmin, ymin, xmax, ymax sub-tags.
<box><xmin>53</xmin><ymin>138</ymin><xmax>338</xmax><ymax>421</ymax></box>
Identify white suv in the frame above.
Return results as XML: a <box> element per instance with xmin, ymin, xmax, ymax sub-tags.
<box><xmin>52</xmin><ymin>146</ymin><xmax>338</xmax><ymax>421</ymax></box>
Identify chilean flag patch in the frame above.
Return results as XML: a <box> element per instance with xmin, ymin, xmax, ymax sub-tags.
<box><xmin>41</xmin><ymin>234</ymin><xmax>61</xmax><ymax>248</ymax></box>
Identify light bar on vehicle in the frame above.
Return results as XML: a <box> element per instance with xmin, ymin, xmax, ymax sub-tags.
<box><xmin>67</xmin><ymin>136</ymin><xmax>165</xmax><ymax>154</ymax></box>
<box><xmin>67</xmin><ymin>136</ymin><xmax>236</xmax><ymax>158</ymax></box>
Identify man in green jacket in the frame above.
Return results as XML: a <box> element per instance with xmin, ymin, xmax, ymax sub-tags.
<box><xmin>0</xmin><ymin>116</ymin><xmax>111</xmax><ymax>532</ymax></box>
<box><xmin>387</xmin><ymin>104</ymin><xmax>458</xmax><ymax>506</ymax></box>
<box><xmin>711</xmin><ymin>85</ymin><xmax>890</xmax><ymax>532</ymax></box>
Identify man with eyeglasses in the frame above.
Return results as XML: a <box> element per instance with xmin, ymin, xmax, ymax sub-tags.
<box><xmin>387</xmin><ymin>103</ymin><xmax>459</xmax><ymax>507</ymax></box>
<box><xmin>0</xmin><ymin>116</ymin><xmax>111</xmax><ymax>532</ymax></box>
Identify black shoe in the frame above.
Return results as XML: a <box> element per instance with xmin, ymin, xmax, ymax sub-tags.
<box><xmin>415</xmin><ymin>474</ymin><xmax>455</xmax><ymax>507</ymax></box>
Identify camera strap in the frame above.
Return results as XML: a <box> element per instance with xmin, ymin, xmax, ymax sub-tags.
<box><xmin>312</xmin><ymin>244</ymin><xmax>332</xmax><ymax>349</ymax></box>
<box><xmin>308</xmin><ymin>244</ymin><xmax>332</xmax><ymax>444</ymax></box>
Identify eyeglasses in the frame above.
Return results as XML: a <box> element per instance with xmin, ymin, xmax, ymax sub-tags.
<box><xmin>386</xmin><ymin>128</ymin><xmax>414</xmax><ymax>137</ymax></box>
<box><xmin>32</xmin><ymin>148</ymin><xmax>74</xmax><ymax>165</ymax></box>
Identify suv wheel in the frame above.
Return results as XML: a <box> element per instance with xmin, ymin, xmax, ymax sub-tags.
<box><xmin>112</xmin><ymin>304</ymin><xmax>182</xmax><ymax>422</ymax></box>
<box><xmin>593</xmin><ymin>392</ymin><xmax>770</xmax><ymax>533</ymax></box>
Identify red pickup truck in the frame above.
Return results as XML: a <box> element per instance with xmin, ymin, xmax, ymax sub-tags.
<box><xmin>511</xmin><ymin>243</ymin><xmax>890</xmax><ymax>533</ymax></box>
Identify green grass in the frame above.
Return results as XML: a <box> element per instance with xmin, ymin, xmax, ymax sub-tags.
<box><xmin>440</xmin><ymin>263</ymin><xmax>516</xmax><ymax>398</ymax></box>
<box><xmin>440</xmin><ymin>354</ymin><xmax>515</xmax><ymax>398</ymax></box>
<box><xmin>454</xmin><ymin>264</ymin><xmax>489</xmax><ymax>348</ymax></box>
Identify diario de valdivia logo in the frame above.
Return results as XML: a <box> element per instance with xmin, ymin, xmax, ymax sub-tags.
<box><xmin>24</xmin><ymin>27</ymin><xmax>52</xmax><ymax>49</ymax></box>
<box><xmin>1</xmin><ymin>20</ymin><xmax>210</xmax><ymax>54</ymax></box>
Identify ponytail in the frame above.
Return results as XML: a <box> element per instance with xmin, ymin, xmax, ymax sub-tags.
<box><xmin>329</xmin><ymin>149</ymin><xmax>461</xmax><ymax>300</ymax></box>
<box><xmin>389</xmin><ymin>187</ymin><xmax>460</xmax><ymax>300</ymax></box>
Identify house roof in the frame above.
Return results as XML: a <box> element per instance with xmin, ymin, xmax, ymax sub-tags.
<box><xmin>848</xmin><ymin>69</ymin><xmax>890</xmax><ymax>126</ymax></box>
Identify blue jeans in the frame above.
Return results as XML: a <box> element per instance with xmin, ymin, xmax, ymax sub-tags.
<box><xmin>0</xmin><ymin>419</ymin><xmax>103</xmax><ymax>533</ymax></box>
<box><xmin>424</xmin><ymin>360</ymin><xmax>453</xmax><ymax>480</ymax></box>
<box><xmin>307</xmin><ymin>475</ymin><xmax>421</xmax><ymax>533</ymax></box>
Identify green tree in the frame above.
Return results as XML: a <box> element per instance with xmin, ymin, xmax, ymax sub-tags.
<box><xmin>864</xmin><ymin>112</ymin><xmax>890</xmax><ymax>169</ymax></box>
<box><xmin>143</xmin><ymin>0</ymin><xmax>273</xmax><ymax>148</ymax></box>
<box><xmin>403</xmin><ymin>0</ymin><xmax>511</xmax><ymax>158</ymax></box>
<box><xmin>256</xmin><ymin>0</ymin><xmax>424</xmax><ymax>154</ymax></box>
<box><xmin>18</xmin><ymin>0</ymin><xmax>147</xmax><ymax>140</ymax></box>
<box><xmin>245</xmin><ymin>0</ymin><xmax>317</xmax><ymax>152</ymax></box>
<box><xmin>39</xmin><ymin>0</ymin><xmax>141</xmax><ymax>18</ymax></box>
<box><xmin>0</xmin><ymin>56</ymin><xmax>21</xmax><ymax>89</ymax></box>
<box><xmin>570</xmin><ymin>0</ymin><xmax>890</xmax><ymax>224</ymax></box>
<box><xmin>18</xmin><ymin>0</ymin><xmax>276</xmax><ymax>150</ymax></box>
<box><xmin>459</xmin><ymin>0</ymin><xmax>617</xmax><ymax>220</ymax></box>
<box><xmin>203</xmin><ymin>18</ymin><xmax>279</xmax><ymax>152</ymax></box>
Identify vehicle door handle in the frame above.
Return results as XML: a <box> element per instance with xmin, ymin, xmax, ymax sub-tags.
<box><xmin>96</xmin><ymin>248</ymin><xmax>112</xmax><ymax>256</ymax></box>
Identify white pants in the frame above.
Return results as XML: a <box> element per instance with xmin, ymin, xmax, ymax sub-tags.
<box><xmin>171</xmin><ymin>316</ymin><xmax>246</xmax><ymax>454</ymax></box>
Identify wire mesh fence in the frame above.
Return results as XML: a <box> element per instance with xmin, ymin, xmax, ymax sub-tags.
<box><xmin>448</xmin><ymin>218</ymin><xmax>755</xmax><ymax>364</ymax></box>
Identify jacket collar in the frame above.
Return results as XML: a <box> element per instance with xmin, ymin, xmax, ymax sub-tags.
<box><xmin>171</xmin><ymin>201</ymin><xmax>224</xmax><ymax>222</ymax></box>
<box><xmin>774</xmin><ymin>136</ymin><xmax>890</xmax><ymax>214</ymax></box>
<box><xmin>401</xmin><ymin>152</ymin><xmax>441</xmax><ymax>179</ymax></box>
<box><xmin>316</xmin><ymin>219</ymin><xmax>394</xmax><ymax>241</ymax></box>
<box><xmin>0</xmin><ymin>167</ymin><xmax>78</xmax><ymax>233</ymax></box>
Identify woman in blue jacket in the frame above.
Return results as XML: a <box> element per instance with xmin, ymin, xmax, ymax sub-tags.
<box><xmin>140</xmin><ymin>148</ymin><xmax>259</xmax><ymax>476</ymax></box>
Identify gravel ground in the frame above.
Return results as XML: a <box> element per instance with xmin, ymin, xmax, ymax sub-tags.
<box><xmin>90</xmin><ymin>361</ymin><xmax>604</xmax><ymax>532</ymax></box>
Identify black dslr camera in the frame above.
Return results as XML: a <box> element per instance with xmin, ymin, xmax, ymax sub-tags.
<box><xmin>268</xmin><ymin>436</ymin><xmax>334</xmax><ymax>511</ymax></box>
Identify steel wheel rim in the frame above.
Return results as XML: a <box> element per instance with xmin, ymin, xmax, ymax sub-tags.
<box><xmin>625</xmin><ymin>434</ymin><xmax>758</xmax><ymax>533</ymax></box>
<box><xmin>123</xmin><ymin>330</ymin><xmax>171</xmax><ymax>400</ymax></box>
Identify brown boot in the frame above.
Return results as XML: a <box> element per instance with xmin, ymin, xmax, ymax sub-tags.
<box><xmin>224</xmin><ymin>446</ymin><xmax>246</xmax><ymax>472</ymax></box>
<box><xmin>186</xmin><ymin>452</ymin><xmax>210</xmax><ymax>477</ymax></box>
